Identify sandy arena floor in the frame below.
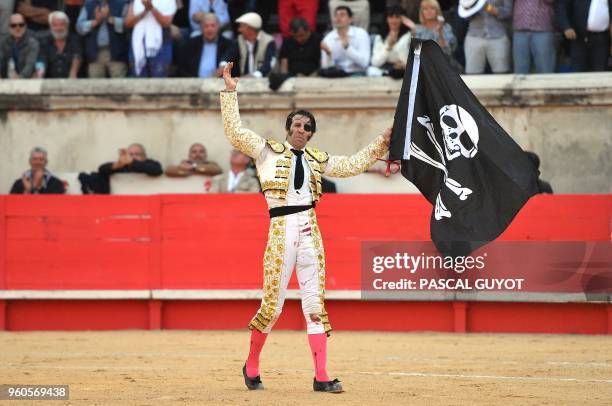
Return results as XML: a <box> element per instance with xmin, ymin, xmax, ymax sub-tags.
<box><xmin>0</xmin><ymin>330</ymin><xmax>610</xmax><ymax>405</ymax></box>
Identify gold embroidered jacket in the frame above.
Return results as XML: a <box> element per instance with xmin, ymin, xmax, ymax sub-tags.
<box><xmin>220</xmin><ymin>90</ymin><xmax>388</xmax><ymax>207</ymax></box>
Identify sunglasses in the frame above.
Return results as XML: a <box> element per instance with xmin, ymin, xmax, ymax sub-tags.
<box><xmin>10</xmin><ymin>22</ymin><xmax>26</xmax><ymax>28</ymax></box>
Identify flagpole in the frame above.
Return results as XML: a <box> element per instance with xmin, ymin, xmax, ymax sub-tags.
<box><xmin>403</xmin><ymin>42</ymin><xmax>422</xmax><ymax>160</ymax></box>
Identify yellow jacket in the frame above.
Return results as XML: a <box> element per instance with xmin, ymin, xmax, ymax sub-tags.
<box><xmin>220</xmin><ymin>90</ymin><xmax>388</xmax><ymax>208</ymax></box>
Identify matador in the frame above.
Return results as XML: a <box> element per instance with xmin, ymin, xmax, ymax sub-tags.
<box><xmin>220</xmin><ymin>63</ymin><xmax>391</xmax><ymax>393</ymax></box>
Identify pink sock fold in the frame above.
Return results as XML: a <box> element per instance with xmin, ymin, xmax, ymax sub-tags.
<box><xmin>308</xmin><ymin>333</ymin><xmax>330</xmax><ymax>382</ymax></box>
<box><xmin>246</xmin><ymin>329</ymin><xmax>267</xmax><ymax>378</ymax></box>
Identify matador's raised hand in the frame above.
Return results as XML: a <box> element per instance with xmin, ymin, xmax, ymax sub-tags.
<box><xmin>223</xmin><ymin>62</ymin><xmax>238</xmax><ymax>92</ymax></box>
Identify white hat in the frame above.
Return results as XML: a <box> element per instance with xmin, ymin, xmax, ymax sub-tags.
<box><xmin>458</xmin><ymin>0</ymin><xmax>487</xmax><ymax>18</ymax></box>
<box><xmin>236</xmin><ymin>12</ymin><xmax>262</xmax><ymax>30</ymax></box>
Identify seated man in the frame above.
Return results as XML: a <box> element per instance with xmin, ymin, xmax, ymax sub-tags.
<box><xmin>279</xmin><ymin>17</ymin><xmax>321</xmax><ymax>77</ymax></box>
<box><xmin>38</xmin><ymin>11</ymin><xmax>82</xmax><ymax>78</ymax></box>
<box><xmin>320</xmin><ymin>6</ymin><xmax>370</xmax><ymax>76</ymax></box>
<box><xmin>98</xmin><ymin>143</ymin><xmax>163</xmax><ymax>177</ymax></box>
<box><xmin>183</xmin><ymin>13</ymin><xmax>238</xmax><ymax>78</ymax></box>
<box><xmin>10</xmin><ymin>146</ymin><xmax>65</xmax><ymax>194</ymax></box>
<box><xmin>216</xmin><ymin>149</ymin><xmax>260</xmax><ymax>193</ymax></box>
<box><xmin>165</xmin><ymin>142</ymin><xmax>223</xmax><ymax>177</ymax></box>
<box><xmin>0</xmin><ymin>13</ymin><xmax>39</xmax><ymax>79</ymax></box>
<box><xmin>188</xmin><ymin>0</ymin><xmax>230</xmax><ymax>37</ymax></box>
<box><xmin>235</xmin><ymin>12</ymin><xmax>276</xmax><ymax>78</ymax></box>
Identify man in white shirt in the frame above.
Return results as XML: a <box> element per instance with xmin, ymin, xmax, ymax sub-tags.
<box><xmin>556</xmin><ymin>0</ymin><xmax>611</xmax><ymax>72</ymax></box>
<box><xmin>320</xmin><ymin>5</ymin><xmax>371</xmax><ymax>76</ymax></box>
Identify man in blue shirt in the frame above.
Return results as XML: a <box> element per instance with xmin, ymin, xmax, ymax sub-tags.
<box><xmin>183</xmin><ymin>12</ymin><xmax>237</xmax><ymax>77</ymax></box>
<box><xmin>76</xmin><ymin>0</ymin><xmax>129</xmax><ymax>78</ymax></box>
<box><xmin>188</xmin><ymin>0</ymin><xmax>229</xmax><ymax>37</ymax></box>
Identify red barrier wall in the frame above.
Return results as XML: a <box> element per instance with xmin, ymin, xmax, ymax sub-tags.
<box><xmin>0</xmin><ymin>194</ymin><xmax>610</xmax><ymax>333</ymax></box>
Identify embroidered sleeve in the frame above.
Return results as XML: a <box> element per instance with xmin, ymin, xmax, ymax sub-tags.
<box><xmin>324</xmin><ymin>135</ymin><xmax>388</xmax><ymax>178</ymax></box>
<box><xmin>220</xmin><ymin>90</ymin><xmax>266</xmax><ymax>159</ymax></box>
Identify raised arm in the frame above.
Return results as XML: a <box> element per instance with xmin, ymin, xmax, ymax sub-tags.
<box><xmin>324</xmin><ymin>128</ymin><xmax>391</xmax><ymax>178</ymax></box>
<box><xmin>220</xmin><ymin>62</ymin><xmax>266</xmax><ymax>159</ymax></box>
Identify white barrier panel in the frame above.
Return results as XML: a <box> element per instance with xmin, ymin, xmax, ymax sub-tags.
<box><xmin>110</xmin><ymin>174</ymin><xmax>219</xmax><ymax>195</ymax></box>
<box><xmin>109</xmin><ymin>173</ymin><xmax>419</xmax><ymax>195</ymax></box>
<box><xmin>55</xmin><ymin>172</ymin><xmax>83</xmax><ymax>195</ymax></box>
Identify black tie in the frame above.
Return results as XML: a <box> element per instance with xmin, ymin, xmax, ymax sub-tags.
<box><xmin>291</xmin><ymin>149</ymin><xmax>304</xmax><ymax>190</ymax></box>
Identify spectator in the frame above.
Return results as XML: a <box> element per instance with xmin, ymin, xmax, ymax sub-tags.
<box><xmin>98</xmin><ymin>143</ymin><xmax>163</xmax><ymax>177</ymax></box>
<box><xmin>369</xmin><ymin>5</ymin><xmax>412</xmax><ymax>77</ymax></box>
<box><xmin>9</xmin><ymin>147</ymin><xmax>65</xmax><ymax>194</ymax></box>
<box><xmin>328</xmin><ymin>0</ymin><xmax>370</xmax><ymax>31</ymax></box>
<box><xmin>0</xmin><ymin>13</ymin><xmax>39</xmax><ymax>78</ymax></box>
<box><xmin>0</xmin><ymin>0</ymin><xmax>15</xmax><ymax>35</ymax></box>
<box><xmin>459</xmin><ymin>0</ymin><xmax>513</xmax><ymax>74</ymax></box>
<box><xmin>279</xmin><ymin>17</ymin><xmax>321</xmax><ymax>77</ymax></box>
<box><xmin>76</xmin><ymin>0</ymin><xmax>129</xmax><ymax>78</ymax></box>
<box><xmin>556</xmin><ymin>0</ymin><xmax>611</xmax><ymax>72</ymax></box>
<box><xmin>235</xmin><ymin>11</ymin><xmax>275</xmax><ymax>77</ymax></box>
<box><xmin>125</xmin><ymin>0</ymin><xmax>176</xmax><ymax>77</ymax></box>
<box><xmin>65</xmin><ymin>0</ymin><xmax>83</xmax><ymax>33</ymax></box>
<box><xmin>403</xmin><ymin>0</ymin><xmax>457</xmax><ymax>56</ymax></box>
<box><xmin>278</xmin><ymin>0</ymin><xmax>318</xmax><ymax>38</ymax></box>
<box><xmin>216</xmin><ymin>149</ymin><xmax>259</xmax><ymax>193</ymax></box>
<box><xmin>183</xmin><ymin>12</ymin><xmax>238</xmax><ymax>77</ymax></box>
<box><xmin>525</xmin><ymin>151</ymin><xmax>553</xmax><ymax>193</ymax></box>
<box><xmin>39</xmin><ymin>11</ymin><xmax>82</xmax><ymax>78</ymax></box>
<box><xmin>320</xmin><ymin>6</ymin><xmax>370</xmax><ymax>76</ymax></box>
<box><xmin>170</xmin><ymin>0</ymin><xmax>190</xmax><ymax>75</ymax></box>
<box><xmin>165</xmin><ymin>142</ymin><xmax>223</xmax><ymax>176</ymax></box>
<box><xmin>16</xmin><ymin>0</ymin><xmax>61</xmax><ymax>42</ymax></box>
<box><xmin>321</xmin><ymin>177</ymin><xmax>337</xmax><ymax>193</ymax></box>
<box><xmin>512</xmin><ymin>0</ymin><xmax>556</xmax><ymax>74</ymax></box>
<box><xmin>188</xmin><ymin>0</ymin><xmax>229</xmax><ymax>37</ymax></box>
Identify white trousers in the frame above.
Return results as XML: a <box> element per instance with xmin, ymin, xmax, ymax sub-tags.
<box><xmin>249</xmin><ymin>209</ymin><xmax>331</xmax><ymax>335</ymax></box>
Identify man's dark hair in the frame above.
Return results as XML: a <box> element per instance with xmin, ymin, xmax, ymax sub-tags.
<box><xmin>289</xmin><ymin>17</ymin><xmax>310</xmax><ymax>33</ymax></box>
<box><xmin>334</xmin><ymin>5</ymin><xmax>353</xmax><ymax>18</ymax></box>
<box><xmin>285</xmin><ymin>110</ymin><xmax>317</xmax><ymax>134</ymax></box>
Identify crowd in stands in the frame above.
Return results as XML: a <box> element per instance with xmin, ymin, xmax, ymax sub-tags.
<box><xmin>10</xmin><ymin>144</ymin><xmax>265</xmax><ymax>194</ymax></box>
<box><xmin>0</xmin><ymin>0</ymin><xmax>609</xmax><ymax>80</ymax></box>
<box><xmin>10</xmin><ymin>142</ymin><xmax>551</xmax><ymax>195</ymax></box>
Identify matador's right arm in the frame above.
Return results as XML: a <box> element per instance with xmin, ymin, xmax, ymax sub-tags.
<box><xmin>220</xmin><ymin>90</ymin><xmax>266</xmax><ymax>159</ymax></box>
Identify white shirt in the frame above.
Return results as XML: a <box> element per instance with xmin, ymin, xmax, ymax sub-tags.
<box><xmin>320</xmin><ymin>26</ymin><xmax>371</xmax><ymax>73</ymax></box>
<box><xmin>246</xmin><ymin>41</ymin><xmax>256</xmax><ymax>75</ymax></box>
<box><xmin>228</xmin><ymin>170</ymin><xmax>245</xmax><ymax>192</ymax></box>
<box><xmin>287</xmin><ymin>147</ymin><xmax>312</xmax><ymax>206</ymax></box>
<box><xmin>587</xmin><ymin>0</ymin><xmax>610</xmax><ymax>32</ymax></box>
<box><xmin>370</xmin><ymin>32</ymin><xmax>411</xmax><ymax>68</ymax></box>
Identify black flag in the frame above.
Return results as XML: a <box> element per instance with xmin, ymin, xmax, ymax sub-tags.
<box><xmin>390</xmin><ymin>40</ymin><xmax>540</xmax><ymax>256</ymax></box>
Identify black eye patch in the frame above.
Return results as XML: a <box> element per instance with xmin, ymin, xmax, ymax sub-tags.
<box><xmin>304</xmin><ymin>124</ymin><xmax>313</xmax><ymax>132</ymax></box>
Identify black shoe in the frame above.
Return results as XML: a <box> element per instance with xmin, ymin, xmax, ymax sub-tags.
<box><xmin>313</xmin><ymin>378</ymin><xmax>343</xmax><ymax>393</ymax></box>
<box><xmin>242</xmin><ymin>364</ymin><xmax>264</xmax><ymax>390</ymax></box>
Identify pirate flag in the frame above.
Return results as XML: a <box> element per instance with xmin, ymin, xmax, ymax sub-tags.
<box><xmin>389</xmin><ymin>40</ymin><xmax>540</xmax><ymax>256</ymax></box>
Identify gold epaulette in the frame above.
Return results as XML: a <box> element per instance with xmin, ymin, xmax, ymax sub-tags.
<box><xmin>266</xmin><ymin>139</ymin><xmax>286</xmax><ymax>153</ymax></box>
<box><xmin>305</xmin><ymin>146</ymin><xmax>329</xmax><ymax>163</ymax></box>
